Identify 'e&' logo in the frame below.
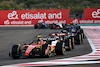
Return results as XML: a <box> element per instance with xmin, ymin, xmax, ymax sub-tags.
<box><xmin>7</xmin><ymin>11</ymin><xmax>19</xmax><ymax>20</ymax></box>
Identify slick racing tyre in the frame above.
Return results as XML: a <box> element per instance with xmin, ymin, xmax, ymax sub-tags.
<box><xmin>77</xmin><ymin>34</ymin><xmax>82</xmax><ymax>44</ymax></box>
<box><xmin>80</xmin><ymin>29</ymin><xmax>85</xmax><ymax>38</ymax></box>
<box><xmin>34</xmin><ymin>24</ymin><xmax>38</xmax><ymax>29</ymax></box>
<box><xmin>65</xmin><ymin>38</ymin><xmax>72</xmax><ymax>51</ymax></box>
<box><xmin>55</xmin><ymin>42</ymin><xmax>65</xmax><ymax>55</ymax></box>
<box><xmin>42</xmin><ymin>44</ymin><xmax>52</xmax><ymax>57</ymax></box>
<box><xmin>42</xmin><ymin>44</ymin><xmax>48</xmax><ymax>54</ymax></box>
<box><xmin>38</xmin><ymin>24</ymin><xmax>42</xmax><ymax>29</ymax></box>
<box><xmin>11</xmin><ymin>44</ymin><xmax>21</xmax><ymax>59</ymax></box>
<box><xmin>81</xmin><ymin>33</ymin><xmax>83</xmax><ymax>43</ymax></box>
<box><xmin>83</xmin><ymin>33</ymin><xmax>85</xmax><ymax>38</ymax></box>
<box><xmin>47</xmin><ymin>47</ymin><xmax>52</xmax><ymax>58</ymax></box>
<box><xmin>82</xmin><ymin>31</ymin><xmax>85</xmax><ymax>39</ymax></box>
<box><xmin>70</xmin><ymin>37</ymin><xmax>75</xmax><ymax>49</ymax></box>
<box><xmin>68</xmin><ymin>39</ymin><xmax>72</xmax><ymax>50</ymax></box>
<box><xmin>75</xmin><ymin>34</ymin><xmax>82</xmax><ymax>44</ymax></box>
<box><xmin>50</xmin><ymin>24</ymin><xmax>55</xmax><ymax>29</ymax></box>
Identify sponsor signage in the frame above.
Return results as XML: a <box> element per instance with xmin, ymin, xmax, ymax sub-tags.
<box><xmin>72</xmin><ymin>19</ymin><xmax>100</xmax><ymax>24</ymax></box>
<box><xmin>84</xmin><ymin>8</ymin><xmax>100</xmax><ymax>20</ymax></box>
<box><xmin>72</xmin><ymin>8</ymin><xmax>100</xmax><ymax>24</ymax></box>
<box><xmin>0</xmin><ymin>8</ymin><xmax>100</xmax><ymax>26</ymax></box>
<box><xmin>0</xmin><ymin>9</ymin><xmax>69</xmax><ymax>25</ymax></box>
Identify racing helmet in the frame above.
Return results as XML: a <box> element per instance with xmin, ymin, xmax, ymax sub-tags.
<box><xmin>37</xmin><ymin>35</ymin><xmax>43</xmax><ymax>38</ymax></box>
<box><xmin>37</xmin><ymin>35</ymin><xmax>43</xmax><ymax>41</ymax></box>
<box><xmin>54</xmin><ymin>36</ymin><xmax>59</xmax><ymax>40</ymax></box>
<box><xmin>55</xmin><ymin>33</ymin><xmax>57</xmax><ymax>35</ymax></box>
<box><xmin>24</xmin><ymin>43</ymin><xmax>28</xmax><ymax>45</ymax></box>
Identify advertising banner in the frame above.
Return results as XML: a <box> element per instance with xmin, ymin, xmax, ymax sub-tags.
<box><xmin>71</xmin><ymin>8</ymin><xmax>100</xmax><ymax>24</ymax></box>
<box><xmin>83</xmin><ymin>8</ymin><xmax>100</xmax><ymax>24</ymax></box>
<box><xmin>0</xmin><ymin>8</ymin><xmax>100</xmax><ymax>26</ymax></box>
<box><xmin>84</xmin><ymin>8</ymin><xmax>100</xmax><ymax>20</ymax></box>
<box><xmin>0</xmin><ymin>9</ymin><xmax>69</xmax><ymax>25</ymax></box>
<box><xmin>70</xmin><ymin>19</ymin><xmax>100</xmax><ymax>24</ymax></box>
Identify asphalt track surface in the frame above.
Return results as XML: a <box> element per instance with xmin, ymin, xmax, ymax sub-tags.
<box><xmin>0</xmin><ymin>27</ymin><xmax>98</xmax><ymax>67</ymax></box>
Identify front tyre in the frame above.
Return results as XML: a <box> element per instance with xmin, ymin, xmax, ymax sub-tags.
<box><xmin>46</xmin><ymin>48</ymin><xmax>52</xmax><ymax>58</ymax></box>
<box><xmin>34</xmin><ymin>24</ymin><xmax>38</xmax><ymax>29</ymax></box>
<box><xmin>11</xmin><ymin>44</ymin><xmax>21</xmax><ymax>59</ymax></box>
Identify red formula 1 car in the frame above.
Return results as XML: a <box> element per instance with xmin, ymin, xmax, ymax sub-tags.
<box><xmin>9</xmin><ymin>38</ymin><xmax>65</xmax><ymax>59</ymax></box>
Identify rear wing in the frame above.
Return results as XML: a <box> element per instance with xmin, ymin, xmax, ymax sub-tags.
<box><xmin>50</xmin><ymin>33</ymin><xmax>66</xmax><ymax>36</ymax></box>
<box><xmin>42</xmin><ymin>38</ymin><xmax>56</xmax><ymax>41</ymax></box>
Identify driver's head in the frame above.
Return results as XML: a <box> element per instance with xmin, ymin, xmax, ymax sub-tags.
<box><xmin>55</xmin><ymin>37</ymin><xmax>59</xmax><ymax>40</ymax></box>
<box><xmin>38</xmin><ymin>37</ymin><xmax>42</xmax><ymax>41</ymax></box>
<box><xmin>37</xmin><ymin>35</ymin><xmax>43</xmax><ymax>41</ymax></box>
<box><xmin>55</xmin><ymin>33</ymin><xmax>57</xmax><ymax>35</ymax></box>
<box><xmin>71</xmin><ymin>25</ymin><xmax>74</xmax><ymax>28</ymax></box>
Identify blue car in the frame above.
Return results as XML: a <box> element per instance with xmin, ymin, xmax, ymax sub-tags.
<box><xmin>34</xmin><ymin>22</ymin><xmax>48</xmax><ymax>29</ymax></box>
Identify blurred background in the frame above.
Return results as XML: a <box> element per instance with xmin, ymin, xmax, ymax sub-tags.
<box><xmin>0</xmin><ymin>0</ymin><xmax>100</xmax><ymax>19</ymax></box>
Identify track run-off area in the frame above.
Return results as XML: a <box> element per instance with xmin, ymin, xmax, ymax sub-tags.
<box><xmin>0</xmin><ymin>26</ymin><xmax>100</xmax><ymax>67</ymax></box>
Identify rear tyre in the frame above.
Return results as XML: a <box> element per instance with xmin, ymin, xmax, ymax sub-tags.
<box><xmin>12</xmin><ymin>45</ymin><xmax>21</xmax><ymax>59</ymax></box>
<box><xmin>65</xmin><ymin>38</ymin><xmax>72</xmax><ymax>51</ymax></box>
<box><xmin>42</xmin><ymin>44</ymin><xmax>52</xmax><ymax>57</ymax></box>
<box><xmin>50</xmin><ymin>24</ymin><xmax>55</xmax><ymax>29</ymax></box>
<box><xmin>75</xmin><ymin>34</ymin><xmax>82</xmax><ymax>44</ymax></box>
<box><xmin>68</xmin><ymin>39</ymin><xmax>72</xmax><ymax>50</ymax></box>
<box><xmin>83</xmin><ymin>32</ymin><xmax>85</xmax><ymax>38</ymax></box>
<box><xmin>55</xmin><ymin>42</ymin><xmax>65</xmax><ymax>55</ymax></box>
<box><xmin>34</xmin><ymin>24</ymin><xmax>38</xmax><ymax>29</ymax></box>
<box><xmin>81</xmin><ymin>33</ymin><xmax>83</xmax><ymax>43</ymax></box>
<box><xmin>78</xmin><ymin>34</ymin><xmax>82</xmax><ymax>44</ymax></box>
<box><xmin>70</xmin><ymin>37</ymin><xmax>75</xmax><ymax>49</ymax></box>
<box><xmin>46</xmin><ymin>47</ymin><xmax>52</xmax><ymax>58</ymax></box>
<box><xmin>81</xmin><ymin>29</ymin><xmax>85</xmax><ymax>38</ymax></box>
<box><xmin>38</xmin><ymin>24</ymin><xmax>42</xmax><ymax>29</ymax></box>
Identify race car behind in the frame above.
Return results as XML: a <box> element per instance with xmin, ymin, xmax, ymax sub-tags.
<box><xmin>61</xmin><ymin>24</ymin><xmax>85</xmax><ymax>44</ymax></box>
<box><xmin>34</xmin><ymin>21</ymin><xmax>48</xmax><ymax>29</ymax></box>
<box><xmin>49</xmin><ymin>22</ymin><xmax>63</xmax><ymax>29</ymax></box>
<box><xmin>49</xmin><ymin>33</ymin><xmax>75</xmax><ymax>50</ymax></box>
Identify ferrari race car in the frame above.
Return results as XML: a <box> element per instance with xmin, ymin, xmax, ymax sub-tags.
<box><xmin>49</xmin><ymin>33</ymin><xmax>75</xmax><ymax>50</ymax></box>
<box><xmin>9</xmin><ymin>38</ymin><xmax>65</xmax><ymax>59</ymax></box>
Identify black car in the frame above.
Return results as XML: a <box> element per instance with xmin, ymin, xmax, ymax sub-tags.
<box><xmin>34</xmin><ymin>22</ymin><xmax>48</xmax><ymax>29</ymax></box>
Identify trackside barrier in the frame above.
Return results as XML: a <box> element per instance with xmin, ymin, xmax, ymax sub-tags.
<box><xmin>0</xmin><ymin>8</ymin><xmax>100</xmax><ymax>26</ymax></box>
